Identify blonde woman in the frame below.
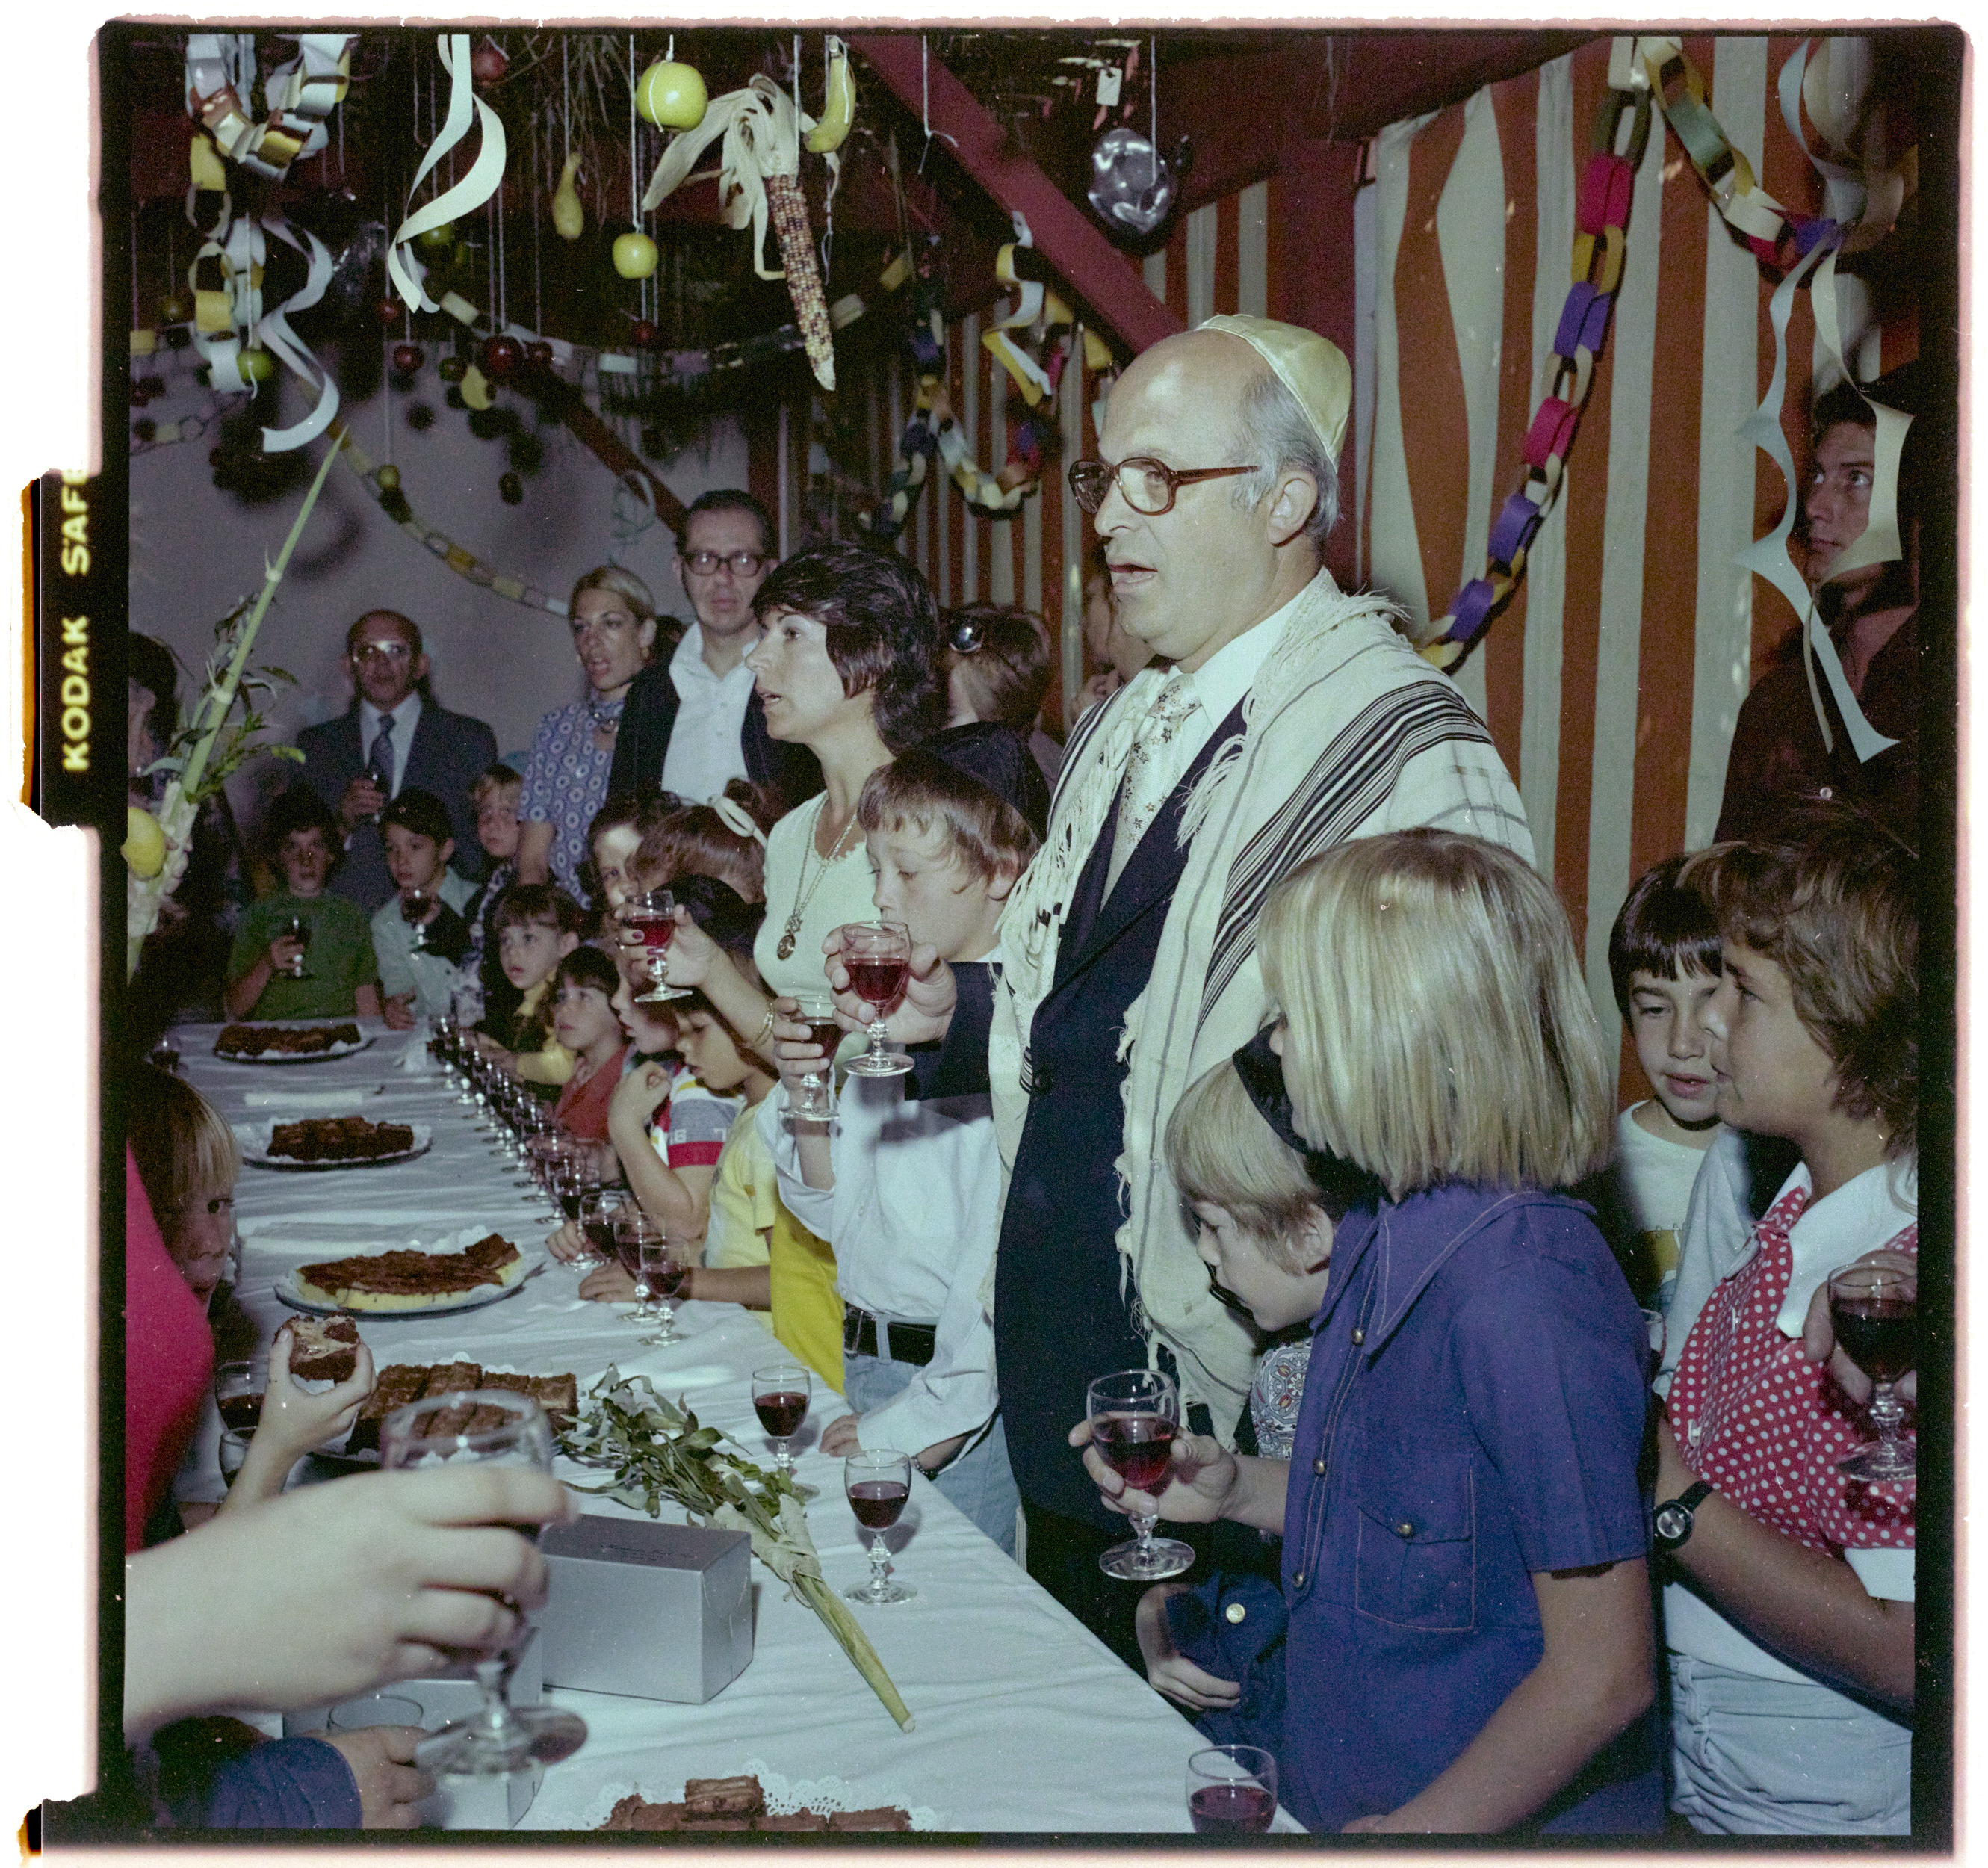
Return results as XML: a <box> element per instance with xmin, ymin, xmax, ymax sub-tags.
<box><xmin>1077</xmin><ymin>831</ymin><xmax>1659</xmax><ymax>1836</ymax></box>
<box><xmin>517</xmin><ymin>566</ymin><xmax>664</xmax><ymax>896</ymax></box>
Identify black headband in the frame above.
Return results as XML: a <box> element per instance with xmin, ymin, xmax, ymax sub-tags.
<box><xmin>1232</xmin><ymin>1027</ymin><xmax>1378</xmax><ymax>1214</ymax></box>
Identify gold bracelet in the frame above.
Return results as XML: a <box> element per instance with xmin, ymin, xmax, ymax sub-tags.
<box><xmin>752</xmin><ymin>1005</ymin><xmax>778</xmax><ymax>1052</ymax></box>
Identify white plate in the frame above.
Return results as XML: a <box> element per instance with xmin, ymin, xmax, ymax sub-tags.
<box><xmin>275</xmin><ymin>1252</ymin><xmax>541</xmax><ymax>1318</ymax></box>
<box><xmin>236</xmin><ymin>1120</ymin><xmax>432</xmax><ymax>1172</ymax></box>
<box><xmin>213</xmin><ymin>1027</ymin><xmax>375</xmax><ymax>1065</ymax></box>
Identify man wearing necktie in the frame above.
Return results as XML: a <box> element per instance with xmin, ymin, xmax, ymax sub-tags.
<box><xmin>292</xmin><ymin>611</ymin><xmax>498</xmax><ymax>914</ymax></box>
<box><xmin>855</xmin><ymin>315</ymin><xmax>1535</xmax><ymax>1662</ymax></box>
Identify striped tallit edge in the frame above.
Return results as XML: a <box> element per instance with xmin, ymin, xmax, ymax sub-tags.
<box><xmin>1199</xmin><ymin>682</ymin><xmax>1499</xmax><ymax>1020</ymax></box>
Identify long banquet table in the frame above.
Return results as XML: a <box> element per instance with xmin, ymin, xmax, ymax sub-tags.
<box><xmin>179</xmin><ymin>1018</ymin><xmax>1296</xmax><ymax>1834</ymax></box>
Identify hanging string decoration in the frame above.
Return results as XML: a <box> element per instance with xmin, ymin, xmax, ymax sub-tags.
<box><xmin>1420</xmin><ymin>31</ymin><xmax>1916</xmax><ymax>721</ymax></box>
<box><xmin>180</xmin><ymin>34</ymin><xmax>355</xmax><ymax>451</ymax></box>
<box><xmin>640</xmin><ymin>76</ymin><xmax>840</xmax><ymax>391</ymax></box>
<box><xmin>328</xmin><ymin>419</ymin><xmax>569</xmax><ymax>616</ymax></box>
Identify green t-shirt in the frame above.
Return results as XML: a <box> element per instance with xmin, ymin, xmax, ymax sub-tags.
<box><xmin>228</xmin><ymin>890</ymin><xmax>380</xmax><ymax>1019</ymax></box>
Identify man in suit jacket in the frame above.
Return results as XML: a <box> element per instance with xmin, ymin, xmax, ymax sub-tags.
<box><xmin>837</xmin><ymin>318</ymin><xmax>1533</xmax><ymax>1663</ymax></box>
<box><xmin>292</xmin><ymin>610</ymin><xmax>499</xmax><ymax>913</ymax></box>
<box><xmin>607</xmin><ymin>490</ymin><xmax>821</xmax><ymax>812</ymax></box>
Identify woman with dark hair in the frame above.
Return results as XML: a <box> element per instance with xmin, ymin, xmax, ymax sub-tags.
<box><xmin>657</xmin><ymin>542</ymin><xmax>947</xmax><ymax>1054</ymax></box>
<box><xmin>516</xmin><ymin>566</ymin><xmax>669</xmax><ymax>897</ymax></box>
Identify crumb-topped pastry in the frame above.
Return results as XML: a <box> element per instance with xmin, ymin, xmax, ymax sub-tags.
<box><xmin>216</xmin><ymin>1021</ymin><xmax>362</xmax><ymax>1057</ymax></box>
<box><xmin>294</xmin><ymin>1234</ymin><xmax>523</xmax><ymax>1311</ymax></box>
<box><xmin>267</xmin><ymin>1116</ymin><xmax>415</xmax><ymax>1162</ymax></box>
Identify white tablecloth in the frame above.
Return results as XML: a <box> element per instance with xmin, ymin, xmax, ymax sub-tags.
<box><xmin>180</xmin><ymin>1019</ymin><xmax>1297</xmax><ymax>1833</ymax></box>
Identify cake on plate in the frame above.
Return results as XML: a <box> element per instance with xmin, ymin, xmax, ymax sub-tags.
<box><xmin>268</xmin><ymin>1116</ymin><xmax>415</xmax><ymax>1163</ymax></box>
<box><xmin>294</xmin><ymin>1233</ymin><xmax>524</xmax><ymax>1311</ymax></box>
<box><xmin>216</xmin><ymin>1021</ymin><xmax>362</xmax><ymax>1057</ymax></box>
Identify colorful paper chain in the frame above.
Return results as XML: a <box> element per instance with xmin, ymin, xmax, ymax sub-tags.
<box><xmin>1422</xmin><ymin>34</ymin><xmax>1916</xmax><ymax>673</ymax></box>
<box><xmin>328</xmin><ymin>422</ymin><xmax>570</xmax><ymax>616</ymax></box>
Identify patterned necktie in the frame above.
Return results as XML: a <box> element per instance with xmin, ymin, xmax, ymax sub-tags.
<box><xmin>368</xmin><ymin>714</ymin><xmax>397</xmax><ymax>794</ymax></box>
<box><xmin>1107</xmin><ymin>670</ymin><xmax>1201</xmax><ymax>894</ymax></box>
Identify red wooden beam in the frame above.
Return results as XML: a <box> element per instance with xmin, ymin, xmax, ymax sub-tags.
<box><xmin>849</xmin><ymin>33</ymin><xmax>1183</xmax><ymax>357</ymax></box>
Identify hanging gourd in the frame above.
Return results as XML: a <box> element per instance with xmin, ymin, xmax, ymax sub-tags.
<box><xmin>551</xmin><ymin>152</ymin><xmax>585</xmax><ymax>240</ymax></box>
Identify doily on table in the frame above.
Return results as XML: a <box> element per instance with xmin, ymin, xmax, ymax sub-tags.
<box><xmin>581</xmin><ymin>1758</ymin><xmax>940</xmax><ymax>1831</ymax></box>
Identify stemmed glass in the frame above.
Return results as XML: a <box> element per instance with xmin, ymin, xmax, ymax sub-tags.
<box><xmin>401</xmin><ymin>886</ymin><xmax>435</xmax><ymax>952</ymax></box>
<box><xmin>752</xmin><ymin>1363</ymin><xmax>813</xmax><ymax>1485</ymax></box>
<box><xmin>379</xmin><ymin>1390</ymin><xmax>587</xmax><ymax>1777</ymax></box>
<box><xmin>843</xmin><ymin>1449</ymin><xmax>915</xmax><ymax>1605</ymax></box>
<box><xmin>1828</xmin><ymin>1263</ymin><xmax>1918</xmax><ymax>1479</ymax></box>
<box><xmin>787</xmin><ymin>992</ymin><xmax>842</xmax><ymax>1122</ymax></box>
<box><xmin>625</xmin><ymin>889</ymin><xmax>688</xmax><ymax>1003</ymax></box>
<box><xmin>613</xmin><ymin>1210</ymin><xmax>666</xmax><ymax>1334</ymax></box>
<box><xmin>280</xmin><ymin>913</ymin><xmax>313</xmax><ymax>979</ymax></box>
<box><xmin>1086</xmin><ymin>1368</ymin><xmax>1195</xmax><ymax>1580</ymax></box>
<box><xmin>213</xmin><ymin>1355</ymin><xmax>265</xmax><ymax>1488</ymax></box>
<box><xmin>637</xmin><ymin>1234</ymin><xmax>690</xmax><ymax>1345</ymax></box>
<box><xmin>1186</xmin><ymin>1746</ymin><xmax>1278</xmax><ymax>1834</ymax></box>
<box><xmin>842</xmin><ymin>921</ymin><xmax>914</xmax><ymax>1078</ymax></box>
<box><xmin>573</xmin><ymin>1187</ymin><xmax>619</xmax><ymax>1271</ymax></box>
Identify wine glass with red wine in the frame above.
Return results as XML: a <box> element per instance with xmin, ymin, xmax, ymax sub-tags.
<box><xmin>379</xmin><ymin>1390</ymin><xmax>587</xmax><ymax>1778</ymax></box>
<box><xmin>624</xmin><ymin>889</ymin><xmax>689</xmax><ymax>1003</ymax></box>
<box><xmin>1186</xmin><ymin>1746</ymin><xmax>1278</xmax><ymax>1834</ymax></box>
<box><xmin>1086</xmin><ymin>1368</ymin><xmax>1195</xmax><ymax>1580</ymax></box>
<box><xmin>213</xmin><ymin>1356</ymin><xmax>265</xmax><ymax>1488</ymax></box>
<box><xmin>752</xmin><ymin>1363</ymin><xmax>813</xmax><ymax>1485</ymax></box>
<box><xmin>787</xmin><ymin>992</ymin><xmax>843</xmax><ymax>1121</ymax></box>
<box><xmin>573</xmin><ymin>1187</ymin><xmax>619</xmax><ymax>1271</ymax></box>
<box><xmin>280</xmin><ymin>912</ymin><xmax>314</xmax><ymax>979</ymax></box>
<box><xmin>637</xmin><ymin>1236</ymin><xmax>690</xmax><ymax>1345</ymax></box>
<box><xmin>400</xmin><ymin>885</ymin><xmax>435</xmax><ymax>951</ymax></box>
<box><xmin>1828</xmin><ymin>1262</ymin><xmax>1918</xmax><ymax>1480</ymax></box>
<box><xmin>843</xmin><ymin>1448</ymin><xmax>916</xmax><ymax>1605</ymax></box>
<box><xmin>613</xmin><ymin>1210</ymin><xmax>666</xmax><ymax>1333</ymax></box>
<box><xmin>842</xmin><ymin>921</ymin><xmax>914</xmax><ymax>1078</ymax></box>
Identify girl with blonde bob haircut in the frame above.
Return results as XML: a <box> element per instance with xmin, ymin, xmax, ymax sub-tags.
<box><xmin>1083</xmin><ymin>829</ymin><xmax>1659</xmax><ymax>1836</ymax></box>
<box><xmin>1258</xmin><ymin>828</ymin><xmax>1612</xmax><ymax>1199</ymax></box>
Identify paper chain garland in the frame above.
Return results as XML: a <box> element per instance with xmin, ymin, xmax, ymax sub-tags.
<box><xmin>857</xmin><ymin>223</ymin><xmax>1103</xmax><ymax>545</ymax></box>
<box><xmin>1422</xmin><ymin>32</ymin><xmax>1916</xmax><ymax>699</ymax></box>
<box><xmin>182</xmin><ymin>34</ymin><xmax>356</xmax><ymax>451</ymax></box>
<box><xmin>329</xmin><ymin>423</ymin><xmax>572</xmax><ymax>616</ymax></box>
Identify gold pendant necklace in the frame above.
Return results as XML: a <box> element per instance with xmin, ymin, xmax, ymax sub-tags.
<box><xmin>778</xmin><ymin>802</ymin><xmax>858</xmax><ymax>960</ymax></box>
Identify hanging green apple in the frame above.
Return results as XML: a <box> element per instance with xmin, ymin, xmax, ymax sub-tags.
<box><xmin>636</xmin><ymin>59</ymin><xmax>708</xmax><ymax>130</ymax></box>
<box><xmin>613</xmin><ymin>231</ymin><xmax>660</xmax><ymax>279</ymax></box>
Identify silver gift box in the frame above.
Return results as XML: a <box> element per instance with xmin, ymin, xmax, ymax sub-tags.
<box><xmin>539</xmin><ymin>1514</ymin><xmax>752</xmax><ymax>1703</ymax></box>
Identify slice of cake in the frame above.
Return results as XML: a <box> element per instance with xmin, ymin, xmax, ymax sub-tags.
<box><xmin>294</xmin><ymin>1234</ymin><xmax>523</xmax><ymax>1312</ymax></box>
<box><xmin>216</xmin><ymin>1021</ymin><xmax>362</xmax><ymax>1057</ymax></box>
<box><xmin>284</xmin><ymin>1315</ymin><xmax>359</xmax><ymax>1382</ymax></box>
<box><xmin>267</xmin><ymin>1116</ymin><xmax>415</xmax><ymax>1163</ymax></box>
<box><xmin>598</xmin><ymin>1779</ymin><xmax>909</xmax><ymax>1835</ymax></box>
<box><xmin>345</xmin><ymin>1362</ymin><xmax>577</xmax><ymax>1455</ymax></box>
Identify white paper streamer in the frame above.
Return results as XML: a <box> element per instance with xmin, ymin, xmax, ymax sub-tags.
<box><xmin>389</xmin><ymin>34</ymin><xmax>509</xmax><ymax>315</ymax></box>
<box><xmin>256</xmin><ymin>218</ymin><xmax>342</xmax><ymax>450</ymax></box>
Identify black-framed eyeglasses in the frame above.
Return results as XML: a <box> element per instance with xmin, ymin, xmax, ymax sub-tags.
<box><xmin>681</xmin><ymin>549</ymin><xmax>770</xmax><ymax>578</ymax></box>
<box><xmin>1067</xmin><ymin>457</ymin><xmax>1260</xmax><ymax>516</ymax></box>
<box><xmin>352</xmin><ymin>640</ymin><xmax>414</xmax><ymax>662</ymax></box>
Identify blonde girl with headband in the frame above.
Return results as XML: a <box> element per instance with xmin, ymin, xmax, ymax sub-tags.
<box><xmin>1075</xmin><ymin>829</ymin><xmax>1660</xmax><ymax>1835</ymax></box>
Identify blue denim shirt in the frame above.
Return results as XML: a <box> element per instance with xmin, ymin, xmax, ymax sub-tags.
<box><xmin>1279</xmin><ymin>1184</ymin><xmax>1659</xmax><ymax>1834</ymax></box>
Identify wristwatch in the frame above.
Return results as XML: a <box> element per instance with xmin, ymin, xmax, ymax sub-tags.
<box><xmin>1653</xmin><ymin>1479</ymin><xmax>1715</xmax><ymax>1556</ymax></box>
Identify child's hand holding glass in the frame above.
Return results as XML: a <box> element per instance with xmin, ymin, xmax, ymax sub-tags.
<box><xmin>1068</xmin><ymin>1414</ymin><xmax>1239</xmax><ymax>1527</ymax></box>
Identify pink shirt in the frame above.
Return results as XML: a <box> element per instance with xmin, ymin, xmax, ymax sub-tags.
<box><xmin>125</xmin><ymin>1148</ymin><xmax>214</xmax><ymax>1549</ymax></box>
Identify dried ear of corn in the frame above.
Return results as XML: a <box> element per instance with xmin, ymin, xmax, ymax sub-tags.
<box><xmin>767</xmin><ymin>173</ymin><xmax>835</xmax><ymax>392</ymax></box>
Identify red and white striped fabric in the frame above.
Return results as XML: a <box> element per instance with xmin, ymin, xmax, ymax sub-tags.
<box><xmin>1667</xmin><ymin>1183</ymin><xmax>1915</xmax><ymax>1556</ymax></box>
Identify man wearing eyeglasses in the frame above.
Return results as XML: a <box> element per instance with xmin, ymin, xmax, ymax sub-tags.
<box><xmin>852</xmin><ymin>316</ymin><xmax>1532</xmax><ymax>1662</ymax></box>
<box><xmin>607</xmin><ymin>490</ymin><xmax>822</xmax><ymax>810</ymax></box>
<box><xmin>291</xmin><ymin>610</ymin><xmax>498</xmax><ymax>913</ymax></box>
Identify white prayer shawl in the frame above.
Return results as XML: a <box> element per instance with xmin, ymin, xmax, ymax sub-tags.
<box><xmin>989</xmin><ymin>570</ymin><xmax>1534</xmax><ymax>1438</ymax></box>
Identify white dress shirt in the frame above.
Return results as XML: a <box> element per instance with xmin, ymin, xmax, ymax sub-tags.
<box><xmin>358</xmin><ymin>693</ymin><xmax>423</xmax><ymax>796</ymax></box>
<box><xmin>658</xmin><ymin>624</ymin><xmax>755</xmax><ymax>805</ymax></box>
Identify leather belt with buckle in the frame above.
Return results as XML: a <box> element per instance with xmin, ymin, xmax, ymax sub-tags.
<box><xmin>843</xmin><ymin>1306</ymin><xmax>938</xmax><ymax>1367</ymax></box>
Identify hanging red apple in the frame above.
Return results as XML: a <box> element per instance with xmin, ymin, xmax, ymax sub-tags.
<box><xmin>377</xmin><ymin>297</ymin><xmax>404</xmax><ymax>325</ymax></box>
<box><xmin>630</xmin><ymin>320</ymin><xmax>657</xmax><ymax>348</ymax></box>
<box><xmin>525</xmin><ymin>339</ymin><xmax>554</xmax><ymax>369</ymax></box>
<box><xmin>391</xmin><ymin>343</ymin><xmax>424</xmax><ymax>375</ymax></box>
<box><xmin>482</xmin><ymin>333</ymin><xmax>523</xmax><ymax>380</ymax></box>
<box><xmin>471</xmin><ymin>42</ymin><xmax>508</xmax><ymax>87</ymax></box>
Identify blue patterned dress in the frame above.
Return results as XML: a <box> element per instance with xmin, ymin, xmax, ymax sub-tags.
<box><xmin>518</xmin><ymin>699</ymin><xmax>619</xmax><ymax>899</ymax></box>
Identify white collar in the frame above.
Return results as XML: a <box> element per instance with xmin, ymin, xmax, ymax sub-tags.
<box><xmin>1770</xmin><ymin>1155</ymin><xmax>1919</xmax><ymax>1336</ymax></box>
<box><xmin>670</xmin><ymin>621</ymin><xmax>755</xmax><ymax>687</ymax></box>
<box><xmin>1183</xmin><ymin>572</ymin><xmax>1316</xmax><ymax>727</ymax></box>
